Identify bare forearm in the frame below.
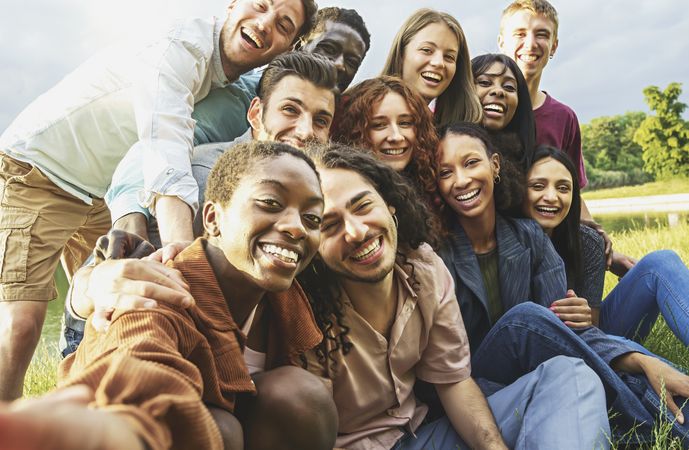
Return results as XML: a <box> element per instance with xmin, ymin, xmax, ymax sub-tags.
<box><xmin>580</xmin><ymin>198</ymin><xmax>594</xmax><ymax>222</ymax></box>
<box><xmin>113</xmin><ymin>213</ymin><xmax>149</xmax><ymax>242</ymax></box>
<box><xmin>436</xmin><ymin>378</ymin><xmax>507</xmax><ymax>450</ymax></box>
<box><xmin>155</xmin><ymin>196</ymin><xmax>194</xmax><ymax>244</ymax></box>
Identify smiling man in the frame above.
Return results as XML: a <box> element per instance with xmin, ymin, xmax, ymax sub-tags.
<box><xmin>0</xmin><ymin>0</ymin><xmax>317</xmax><ymax>401</ymax></box>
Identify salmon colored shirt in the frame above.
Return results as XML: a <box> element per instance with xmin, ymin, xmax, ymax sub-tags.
<box><xmin>307</xmin><ymin>243</ymin><xmax>471</xmax><ymax>450</ymax></box>
<box><xmin>59</xmin><ymin>239</ymin><xmax>322</xmax><ymax>450</ymax></box>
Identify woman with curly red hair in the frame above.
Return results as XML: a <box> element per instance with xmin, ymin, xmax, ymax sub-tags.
<box><xmin>331</xmin><ymin>76</ymin><xmax>440</xmax><ymax>213</ymax></box>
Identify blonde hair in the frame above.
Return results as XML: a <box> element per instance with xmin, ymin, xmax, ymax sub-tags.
<box><xmin>381</xmin><ymin>8</ymin><xmax>482</xmax><ymax>128</ymax></box>
<box><xmin>500</xmin><ymin>0</ymin><xmax>559</xmax><ymax>38</ymax></box>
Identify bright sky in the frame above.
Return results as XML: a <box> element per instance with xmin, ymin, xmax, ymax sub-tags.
<box><xmin>1</xmin><ymin>0</ymin><xmax>688</xmax><ymax>130</ymax></box>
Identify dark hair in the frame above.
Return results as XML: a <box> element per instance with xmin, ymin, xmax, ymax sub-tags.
<box><xmin>297</xmin><ymin>7</ymin><xmax>371</xmax><ymax>54</ymax></box>
<box><xmin>528</xmin><ymin>146</ymin><xmax>582</xmax><ymax>288</ymax></box>
<box><xmin>257</xmin><ymin>51</ymin><xmax>339</xmax><ymax>106</ymax></box>
<box><xmin>380</xmin><ymin>8</ymin><xmax>483</xmax><ymax>128</ymax></box>
<box><xmin>205</xmin><ymin>140</ymin><xmax>318</xmax><ymax>206</ymax></box>
<box><xmin>471</xmin><ymin>53</ymin><xmax>535</xmax><ymax>166</ymax></box>
<box><xmin>296</xmin><ymin>0</ymin><xmax>319</xmax><ymax>42</ymax></box>
<box><xmin>437</xmin><ymin>123</ymin><xmax>525</xmax><ymax>224</ymax></box>
<box><xmin>299</xmin><ymin>144</ymin><xmax>432</xmax><ymax>369</ymax></box>
<box><xmin>331</xmin><ymin>76</ymin><xmax>441</xmax><ymax>216</ymax></box>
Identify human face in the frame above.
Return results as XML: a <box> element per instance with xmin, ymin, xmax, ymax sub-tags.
<box><xmin>401</xmin><ymin>22</ymin><xmax>458</xmax><ymax>102</ymax></box>
<box><xmin>301</xmin><ymin>20</ymin><xmax>366</xmax><ymax>92</ymax></box>
<box><xmin>206</xmin><ymin>154</ymin><xmax>323</xmax><ymax>292</ymax></box>
<box><xmin>475</xmin><ymin>62</ymin><xmax>519</xmax><ymax>131</ymax></box>
<box><xmin>221</xmin><ymin>0</ymin><xmax>305</xmax><ymax>79</ymax></box>
<box><xmin>438</xmin><ymin>134</ymin><xmax>500</xmax><ymax>221</ymax></box>
<box><xmin>498</xmin><ymin>10</ymin><xmax>558</xmax><ymax>81</ymax></box>
<box><xmin>524</xmin><ymin>157</ymin><xmax>573</xmax><ymax>235</ymax></box>
<box><xmin>366</xmin><ymin>92</ymin><xmax>417</xmax><ymax>172</ymax></box>
<box><xmin>248</xmin><ymin>75</ymin><xmax>335</xmax><ymax>147</ymax></box>
<box><xmin>318</xmin><ymin>168</ymin><xmax>398</xmax><ymax>284</ymax></box>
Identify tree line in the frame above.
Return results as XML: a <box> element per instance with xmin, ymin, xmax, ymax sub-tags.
<box><xmin>582</xmin><ymin>82</ymin><xmax>689</xmax><ymax>190</ymax></box>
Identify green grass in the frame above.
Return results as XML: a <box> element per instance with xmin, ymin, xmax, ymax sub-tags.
<box><xmin>583</xmin><ymin>177</ymin><xmax>689</xmax><ymax>201</ymax></box>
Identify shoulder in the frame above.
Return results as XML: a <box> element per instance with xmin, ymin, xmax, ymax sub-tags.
<box><xmin>579</xmin><ymin>224</ymin><xmax>605</xmax><ymax>256</ymax></box>
<box><xmin>540</xmin><ymin>92</ymin><xmax>579</xmax><ymax>122</ymax></box>
<box><xmin>400</xmin><ymin>243</ymin><xmax>454</xmax><ymax>298</ymax></box>
<box><xmin>501</xmin><ymin>216</ymin><xmax>546</xmax><ymax>243</ymax></box>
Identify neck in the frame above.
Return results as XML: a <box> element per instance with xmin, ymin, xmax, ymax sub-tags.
<box><xmin>459</xmin><ymin>207</ymin><xmax>497</xmax><ymax>254</ymax></box>
<box><xmin>219</xmin><ymin>26</ymin><xmax>240</xmax><ymax>82</ymax></box>
<box><xmin>341</xmin><ymin>269</ymin><xmax>397</xmax><ymax>329</ymax></box>
<box><xmin>204</xmin><ymin>239</ymin><xmax>265</xmax><ymax>325</ymax></box>
<box><xmin>525</xmin><ymin>73</ymin><xmax>545</xmax><ymax>109</ymax></box>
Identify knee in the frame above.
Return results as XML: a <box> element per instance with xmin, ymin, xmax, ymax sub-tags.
<box><xmin>251</xmin><ymin>366</ymin><xmax>337</xmax><ymax>448</ymax></box>
<box><xmin>540</xmin><ymin>356</ymin><xmax>605</xmax><ymax>400</ymax></box>
<box><xmin>503</xmin><ymin>302</ymin><xmax>557</xmax><ymax>325</ymax></box>
<box><xmin>638</xmin><ymin>249</ymin><xmax>681</xmax><ymax>272</ymax></box>
<box><xmin>0</xmin><ymin>306</ymin><xmax>44</xmax><ymax>348</ymax></box>
<box><xmin>208</xmin><ymin>407</ymin><xmax>243</xmax><ymax>450</ymax></box>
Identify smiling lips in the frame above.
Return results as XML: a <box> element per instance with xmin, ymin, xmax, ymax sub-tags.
<box><xmin>535</xmin><ymin>205</ymin><xmax>560</xmax><ymax>217</ymax></box>
<box><xmin>421</xmin><ymin>71</ymin><xmax>443</xmax><ymax>83</ymax></box>
<box><xmin>350</xmin><ymin>236</ymin><xmax>383</xmax><ymax>263</ymax></box>
<box><xmin>241</xmin><ymin>26</ymin><xmax>265</xmax><ymax>49</ymax></box>
<box><xmin>483</xmin><ymin>103</ymin><xmax>506</xmax><ymax>116</ymax></box>
<box><xmin>380</xmin><ymin>147</ymin><xmax>408</xmax><ymax>157</ymax></box>
<box><xmin>261</xmin><ymin>243</ymin><xmax>300</xmax><ymax>264</ymax></box>
<box><xmin>517</xmin><ymin>53</ymin><xmax>539</xmax><ymax>63</ymax></box>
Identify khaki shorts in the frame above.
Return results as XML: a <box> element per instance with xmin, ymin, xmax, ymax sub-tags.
<box><xmin>0</xmin><ymin>152</ymin><xmax>110</xmax><ymax>302</ymax></box>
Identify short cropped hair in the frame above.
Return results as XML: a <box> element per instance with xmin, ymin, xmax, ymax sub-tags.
<box><xmin>298</xmin><ymin>7</ymin><xmax>371</xmax><ymax>54</ymax></box>
<box><xmin>257</xmin><ymin>51</ymin><xmax>339</xmax><ymax>106</ymax></box>
<box><xmin>500</xmin><ymin>0</ymin><xmax>559</xmax><ymax>38</ymax></box>
<box><xmin>205</xmin><ymin>140</ymin><xmax>318</xmax><ymax>206</ymax></box>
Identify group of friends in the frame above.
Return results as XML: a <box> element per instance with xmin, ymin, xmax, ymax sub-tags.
<box><xmin>1</xmin><ymin>0</ymin><xmax>689</xmax><ymax>449</ymax></box>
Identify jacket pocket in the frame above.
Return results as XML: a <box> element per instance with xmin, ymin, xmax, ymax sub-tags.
<box><xmin>0</xmin><ymin>206</ymin><xmax>39</xmax><ymax>283</ymax></box>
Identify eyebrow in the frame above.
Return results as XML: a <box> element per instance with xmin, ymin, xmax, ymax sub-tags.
<box><xmin>282</xmin><ymin>97</ymin><xmax>334</xmax><ymax>118</ymax></box>
<box><xmin>480</xmin><ymin>73</ymin><xmax>517</xmax><ymax>82</ymax></box>
<box><xmin>528</xmin><ymin>177</ymin><xmax>572</xmax><ymax>184</ymax></box>
<box><xmin>258</xmin><ymin>179</ymin><xmax>323</xmax><ymax>204</ymax></box>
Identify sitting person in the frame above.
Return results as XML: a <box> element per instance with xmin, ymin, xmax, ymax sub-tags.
<box><xmin>436</xmin><ymin>122</ymin><xmax>689</xmax><ymax>444</ymax></box>
<box><xmin>0</xmin><ymin>141</ymin><xmax>337</xmax><ymax>450</ymax></box>
<box><xmin>524</xmin><ymin>146</ymin><xmax>689</xmax><ymax>346</ymax></box>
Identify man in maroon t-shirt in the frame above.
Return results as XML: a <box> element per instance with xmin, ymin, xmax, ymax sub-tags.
<box><xmin>498</xmin><ymin>0</ymin><xmax>636</xmax><ymax>275</ymax></box>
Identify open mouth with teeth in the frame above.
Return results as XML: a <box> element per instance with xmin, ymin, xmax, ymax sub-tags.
<box><xmin>261</xmin><ymin>243</ymin><xmax>300</xmax><ymax>264</ymax></box>
<box><xmin>380</xmin><ymin>148</ymin><xmax>408</xmax><ymax>156</ymax></box>
<box><xmin>455</xmin><ymin>188</ymin><xmax>480</xmax><ymax>203</ymax></box>
<box><xmin>483</xmin><ymin>103</ymin><xmax>505</xmax><ymax>115</ymax></box>
<box><xmin>241</xmin><ymin>27</ymin><xmax>264</xmax><ymax>49</ymax></box>
<box><xmin>517</xmin><ymin>54</ymin><xmax>539</xmax><ymax>63</ymax></box>
<box><xmin>535</xmin><ymin>205</ymin><xmax>560</xmax><ymax>217</ymax></box>
<box><xmin>421</xmin><ymin>71</ymin><xmax>443</xmax><ymax>84</ymax></box>
<box><xmin>350</xmin><ymin>236</ymin><xmax>383</xmax><ymax>263</ymax></box>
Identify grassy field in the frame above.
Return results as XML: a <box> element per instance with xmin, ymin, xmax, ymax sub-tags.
<box><xmin>23</xmin><ymin>224</ymin><xmax>689</xmax><ymax>447</ymax></box>
<box><xmin>583</xmin><ymin>177</ymin><xmax>689</xmax><ymax>201</ymax></box>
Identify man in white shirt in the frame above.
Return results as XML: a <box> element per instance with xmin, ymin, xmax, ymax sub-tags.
<box><xmin>0</xmin><ymin>0</ymin><xmax>316</xmax><ymax>401</ymax></box>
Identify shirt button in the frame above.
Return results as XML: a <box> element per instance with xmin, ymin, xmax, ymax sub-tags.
<box><xmin>166</xmin><ymin>168</ymin><xmax>174</xmax><ymax>175</ymax></box>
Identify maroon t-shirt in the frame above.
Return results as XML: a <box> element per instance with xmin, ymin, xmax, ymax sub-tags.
<box><xmin>533</xmin><ymin>92</ymin><xmax>587</xmax><ymax>188</ymax></box>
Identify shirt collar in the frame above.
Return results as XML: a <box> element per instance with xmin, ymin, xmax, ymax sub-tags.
<box><xmin>212</xmin><ymin>17</ymin><xmax>230</xmax><ymax>87</ymax></box>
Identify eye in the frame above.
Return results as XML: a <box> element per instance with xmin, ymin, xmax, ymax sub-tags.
<box><xmin>438</xmin><ymin>169</ymin><xmax>452</xmax><ymax>179</ymax></box>
<box><xmin>514</xmin><ymin>31</ymin><xmax>526</xmax><ymax>38</ymax></box>
<box><xmin>399</xmin><ymin>120</ymin><xmax>415</xmax><ymax>128</ymax></box>
<box><xmin>354</xmin><ymin>200</ymin><xmax>372</xmax><ymax>214</ymax></box>
<box><xmin>370</xmin><ymin>122</ymin><xmax>387</xmax><ymax>130</ymax></box>
<box><xmin>320</xmin><ymin>220</ymin><xmax>338</xmax><ymax>233</ymax></box>
<box><xmin>282</xmin><ymin>105</ymin><xmax>298</xmax><ymax>115</ymax></box>
<box><xmin>303</xmin><ymin>213</ymin><xmax>322</xmax><ymax>228</ymax></box>
<box><xmin>317</xmin><ymin>42</ymin><xmax>337</xmax><ymax>56</ymax></box>
<box><xmin>314</xmin><ymin>117</ymin><xmax>330</xmax><ymax>129</ymax></box>
<box><xmin>528</xmin><ymin>183</ymin><xmax>544</xmax><ymax>191</ymax></box>
<box><xmin>444</xmin><ymin>54</ymin><xmax>456</xmax><ymax>63</ymax></box>
<box><xmin>258</xmin><ymin>198</ymin><xmax>282</xmax><ymax>209</ymax></box>
<box><xmin>254</xmin><ymin>0</ymin><xmax>268</xmax><ymax>12</ymax></box>
<box><xmin>503</xmin><ymin>83</ymin><xmax>517</xmax><ymax>93</ymax></box>
<box><xmin>345</xmin><ymin>57</ymin><xmax>360</xmax><ymax>69</ymax></box>
<box><xmin>557</xmin><ymin>185</ymin><xmax>572</xmax><ymax>193</ymax></box>
<box><xmin>419</xmin><ymin>47</ymin><xmax>433</xmax><ymax>54</ymax></box>
<box><xmin>465</xmin><ymin>158</ymin><xmax>480</xmax><ymax>167</ymax></box>
<box><xmin>278</xmin><ymin>21</ymin><xmax>290</xmax><ymax>34</ymax></box>
<box><xmin>476</xmin><ymin>79</ymin><xmax>491</xmax><ymax>87</ymax></box>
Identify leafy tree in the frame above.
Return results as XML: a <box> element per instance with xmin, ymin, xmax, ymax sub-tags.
<box><xmin>582</xmin><ymin>111</ymin><xmax>646</xmax><ymax>173</ymax></box>
<box><xmin>633</xmin><ymin>82</ymin><xmax>689</xmax><ymax>178</ymax></box>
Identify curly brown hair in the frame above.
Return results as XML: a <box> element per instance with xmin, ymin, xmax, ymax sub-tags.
<box><xmin>331</xmin><ymin>76</ymin><xmax>442</xmax><ymax>215</ymax></box>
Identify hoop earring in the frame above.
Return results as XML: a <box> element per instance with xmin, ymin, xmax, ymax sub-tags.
<box><xmin>392</xmin><ymin>213</ymin><xmax>399</xmax><ymax>228</ymax></box>
<box><xmin>494</xmin><ymin>175</ymin><xmax>501</xmax><ymax>185</ymax></box>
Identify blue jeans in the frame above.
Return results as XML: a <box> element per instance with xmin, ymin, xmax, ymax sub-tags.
<box><xmin>472</xmin><ymin>302</ymin><xmax>689</xmax><ymax>447</ymax></box>
<box><xmin>600</xmin><ymin>250</ymin><xmax>689</xmax><ymax>346</ymax></box>
<box><xmin>395</xmin><ymin>356</ymin><xmax>610</xmax><ymax>449</ymax></box>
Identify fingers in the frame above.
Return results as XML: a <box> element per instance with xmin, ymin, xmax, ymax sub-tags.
<box><xmin>91</xmin><ymin>308</ymin><xmax>114</xmax><ymax>333</ymax></box>
<box><xmin>564</xmin><ymin>320</ymin><xmax>592</xmax><ymax>329</ymax></box>
<box><xmin>664</xmin><ymin>394</ymin><xmax>684</xmax><ymax>425</ymax></box>
<box><xmin>551</xmin><ymin>297</ymin><xmax>588</xmax><ymax>307</ymax></box>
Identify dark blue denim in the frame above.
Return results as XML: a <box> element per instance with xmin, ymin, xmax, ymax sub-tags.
<box><xmin>59</xmin><ymin>308</ymin><xmax>85</xmax><ymax>359</ymax></box>
<box><xmin>471</xmin><ymin>302</ymin><xmax>689</xmax><ymax>447</ymax></box>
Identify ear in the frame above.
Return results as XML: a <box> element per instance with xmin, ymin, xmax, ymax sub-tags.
<box><xmin>247</xmin><ymin>96</ymin><xmax>264</xmax><ymax>133</ymax></box>
<box><xmin>388</xmin><ymin>205</ymin><xmax>396</xmax><ymax>216</ymax></box>
<box><xmin>491</xmin><ymin>153</ymin><xmax>501</xmax><ymax>176</ymax></box>
<box><xmin>497</xmin><ymin>33</ymin><xmax>505</xmax><ymax>52</ymax></box>
<box><xmin>227</xmin><ymin>0</ymin><xmax>238</xmax><ymax>14</ymax></box>
<box><xmin>550</xmin><ymin>37</ymin><xmax>559</xmax><ymax>58</ymax></box>
<box><xmin>203</xmin><ymin>202</ymin><xmax>221</xmax><ymax>237</ymax></box>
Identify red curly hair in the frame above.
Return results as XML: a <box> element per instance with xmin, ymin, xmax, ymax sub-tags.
<box><xmin>331</xmin><ymin>76</ymin><xmax>440</xmax><ymax>211</ymax></box>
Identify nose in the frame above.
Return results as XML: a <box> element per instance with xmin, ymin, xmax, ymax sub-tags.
<box><xmin>387</xmin><ymin>124</ymin><xmax>404</xmax><ymax>143</ymax></box>
<box><xmin>333</xmin><ymin>53</ymin><xmax>346</xmax><ymax>72</ymax></box>
<box><xmin>294</xmin><ymin>114</ymin><xmax>315</xmax><ymax>142</ymax></box>
<box><xmin>344</xmin><ymin>216</ymin><xmax>368</xmax><ymax>244</ymax></box>
<box><xmin>523</xmin><ymin>32</ymin><xmax>536</xmax><ymax>49</ymax></box>
<box><xmin>489</xmin><ymin>84</ymin><xmax>505</xmax><ymax>98</ymax></box>
<box><xmin>454</xmin><ymin>168</ymin><xmax>472</xmax><ymax>190</ymax></box>
<box><xmin>543</xmin><ymin>186</ymin><xmax>558</xmax><ymax>202</ymax></box>
<box><xmin>429</xmin><ymin>50</ymin><xmax>445</xmax><ymax>68</ymax></box>
<box><xmin>255</xmin><ymin>11</ymin><xmax>274</xmax><ymax>34</ymax></box>
<box><xmin>277</xmin><ymin>208</ymin><xmax>307</xmax><ymax>240</ymax></box>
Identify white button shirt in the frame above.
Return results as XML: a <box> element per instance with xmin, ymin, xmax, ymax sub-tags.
<box><xmin>0</xmin><ymin>17</ymin><xmax>229</xmax><ymax>214</ymax></box>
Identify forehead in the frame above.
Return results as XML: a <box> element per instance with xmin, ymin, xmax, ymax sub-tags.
<box><xmin>439</xmin><ymin>134</ymin><xmax>488</xmax><ymax>162</ymax></box>
<box><xmin>270</xmin><ymin>0</ymin><xmax>306</xmax><ymax>24</ymax></box>
<box><xmin>315</xmin><ymin>20</ymin><xmax>366</xmax><ymax>51</ymax></box>
<box><xmin>409</xmin><ymin>22</ymin><xmax>458</xmax><ymax>51</ymax></box>
<box><xmin>267</xmin><ymin>75</ymin><xmax>335</xmax><ymax>111</ymax></box>
<box><xmin>320</xmin><ymin>167</ymin><xmax>380</xmax><ymax>209</ymax></box>
<box><xmin>502</xmin><ymin>10</ymin><xmax>556</xmax><ymax>34</ymax></box>
<box><xmin>528</xmin><ymin>157</ymin><xmax>572</xmax><ymax>181</ymax></box>
<box><xmin>240</xmin><ymin>153</ymin><xmax>322</xmax><ymax>197</ymax></box>
<box><xmin>372</xmin><ymin>91</ymin><xmax>411</xmax><ymax>115</ymax></box>
<box><xmin>480</xmin><ymin>62</ymin><xmax>514</xmax><ymax>79</ymax></box>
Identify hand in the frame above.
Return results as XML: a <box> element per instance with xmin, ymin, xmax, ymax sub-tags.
<box><xmin>581</xmin><ymin>219</ymin><xmax>613</xmax><ymax>268</ymax></box>
<box><xmin>94</xmin><ymin>229</ymin><xmax>155</xmax><ymax>263</ymax></box>
<box><xmin>86</xmin><ymin>259</ymin><xmax>194</xmax><ymax>332</ymax></box>
<box><xmin>144</xmin><ymin>241</ymin><xmax>193</xmax><ymax>264</ymax></box>
<box><xmin>609</xmin><ymin>251</ymin><xmax>637</xmax><ymax>278</ymax></box>
<box><xmin>638</xmin><ymin>355</ymin><xmax>689</xmax><ymax>425</ymax></box>
<box><xmin>550</xmin><ymin>290</ymin><xmax>592</xmax><ymax>328</ymax></box>
<box><xmin>112</xmin><ymin>212</ymin><xmax>150</xmax><ymax>242</ymax></box>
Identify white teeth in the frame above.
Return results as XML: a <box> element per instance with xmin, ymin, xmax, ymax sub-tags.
<box><xmin>352</xmin><ymin>238</ymin><xmax>381</xmax><ymax>261</ymax></box>
<box><xmin>262</xmin><ymin>244</ymin><xmax>299</xmax><ymax>263</ymax></box>
<box><xmin>421</xmin><ymin>71</ymin><xmax>442</xmax><ymax>81</ymax></box>
<box><xmin>536</xmin><ymin>206</ymin><xmax>559</xmax><ymax>214</ymax></box>
<box><xmin>456</xmin><ymin>189</ymin><xmax>480</xmax><ymax>201</ymax></box>
<box><xmin>484</xmin><ymin>104</ymin><xmax>504</xmax><ymax>113</ymax></box>
<box><xmin>242</xmin><ymin>27</ymin><xmax>264</xmax><ymax>49</ymax></box>
<box><xmin>382</xmin><ymin>148</ymin><xmax>407</xmax><ymax>156</ymax></box>
<box><xmin>518</xmin><ymin>54</ymin><xmax>538</xmax><ymax>62</ymax></box>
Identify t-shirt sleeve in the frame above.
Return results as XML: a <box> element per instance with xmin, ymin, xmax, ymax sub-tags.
<box><xmin>415</xmin><ymin>258</ymin><xmax>471</xmax><ymax>384</ymax></box>
<box><xmin>567</xmin><ymin>111</ymin><xmax>587</xmax><ymax>188</ymax></box>
<box><xmin>577</xmin><ymin>225</ymin><xmax>606</xmax><ymax>307</ymax></box>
